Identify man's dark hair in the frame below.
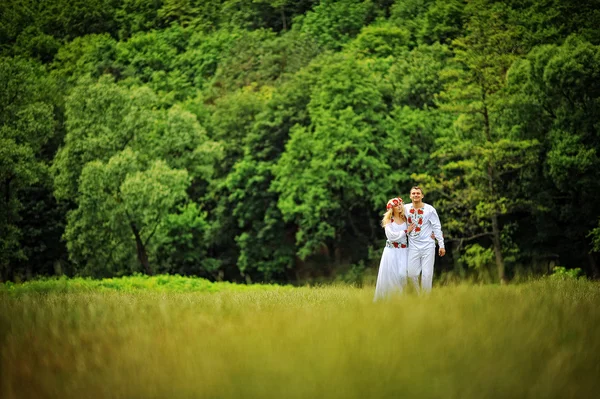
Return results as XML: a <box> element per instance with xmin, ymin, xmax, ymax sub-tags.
<box><xmin>410</xmin><ymin>186</ymin><xmax>424</xmax><ymax>195</ymax></box>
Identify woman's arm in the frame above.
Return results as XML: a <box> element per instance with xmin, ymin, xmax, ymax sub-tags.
<box><xmin>385</xmin><ymin>224</ymin><xmax>407</xmax><ymax>242</ymax></box>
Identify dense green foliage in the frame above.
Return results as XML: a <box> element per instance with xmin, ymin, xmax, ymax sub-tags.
<box><xmin>1</xmin><ymin>0</ymin><xmax>600</xmax><ymax>283</ymax></box>
<box><xmin>2</xmin><ymin>279</ymin><xmax>599</xmax><ymax>398</ymax></box>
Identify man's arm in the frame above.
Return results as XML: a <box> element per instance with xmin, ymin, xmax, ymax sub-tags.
<box><xmin>429</xmin><ymin>206</ymin><xmax>446</xmax><ymax>256</ymax></box>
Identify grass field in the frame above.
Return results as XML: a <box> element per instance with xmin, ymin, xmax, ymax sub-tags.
<box><xmin>1</xmin><ymin>277</ymin><xmax>599</xmax><ymax>398</ymax></box>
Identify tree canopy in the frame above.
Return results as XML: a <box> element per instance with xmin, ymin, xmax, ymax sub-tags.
<box><xmin>1</xmin><ymin>0</ymin><xmax>599</xmax><ymax>283</ymax></box>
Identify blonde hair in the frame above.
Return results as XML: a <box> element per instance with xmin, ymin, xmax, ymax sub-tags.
<box><xmin>380</xmin><ymin>204</ymin><xmax>407</xmax><ymax>227</ymax></box>
<box><xmin>381</xmin><ymin>208</ymin><xmax>393</xmax><ymax>227</ymax></box>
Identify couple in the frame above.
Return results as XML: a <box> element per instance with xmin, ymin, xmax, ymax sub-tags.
<box><xmin>374</xmin><ymin>186</ymin><xmax>445</xmax><ymax>300</ymax></box>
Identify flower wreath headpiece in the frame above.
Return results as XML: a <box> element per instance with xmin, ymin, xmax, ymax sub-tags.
<box><xmin>386</xmin><ymin>197</ymin><xmax>403</xmax><ymax>210</ymax></box>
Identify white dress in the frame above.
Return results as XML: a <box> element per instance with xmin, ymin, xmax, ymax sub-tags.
<box><xmin>374</xmin><ymin>221</ymin><xmax>409</xmax><ymax>301</ymax></box>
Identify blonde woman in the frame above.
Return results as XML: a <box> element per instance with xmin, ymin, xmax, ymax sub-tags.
<box><xmin>374</xmin><ymin>197</ymin><xmax>415</xmax><ymax>301</ymax></box>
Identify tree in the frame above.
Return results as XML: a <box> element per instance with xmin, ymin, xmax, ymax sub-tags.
<box><xmin>348</xmin><ymin>23</ymin><xmax>410</xmax><ymax>59</ymax></box>
<box><xmin>389</xmin><ymin>0</ymin><xmax>432</xmax><ymax>47</ymax></box>
<box><xmin>115</xmin><ymin>24</ymin><xmax>191</xmax><ymax>104</ymax></box>
<box><xmin>172</xmin><ymin>28</ymin><xmax>240</xmax><ymax>92</ymax></box>
<box><xmin>0</xmin><ymin>57</ymin><xmax>57</xmax><ymax>280</ymax></box>
<box><xmin>215</xmin><ymin>68</ymin><xmax>317</xmax><ymax>281</ymax></box>
<box><xmin>52</xmin><ymin>76</ymin><xmax>151</xmax><ymax>201</ymax></box>
<box><xmin>299</xmin><ymin>0</ymin><xmax>374</xmax><ymax>50</ymax></box>
<box><xmin>208</xmin><ymin>29</ymin><xmax>288</xmax><ymax>96</ymax></box>
<box><xmin>51</xmin><ymin>34</ymin><xmax>119</xmax><ymax>89</ymax></box>
<box><xmin>203</xmin><ymin>83</ymin><xmax>275</xmax><ymax>280</ymax></box>
<box><xmin>11</xmin><ymin>26</ymin><xmax>60</xmax><ymax>63</ymax></box>
<box><xmin>387</xmin><ymin>42</ymin><xmax>453</xmax><ymax>109</ymax></box>
<box><xmin>390</xmin><ymin>0</ymin><xmax>466</xmax><ymax>47</ymax></box>
<box><xmin>501</xmin><ymin>0</ymin><xmax>600</xmax><ymax>48</ymax></box>
<box><xmin>115</xmin><ymin>0</ymin><xmax>163</xmax><ymax>39</ymax></box>
<box><xmin>421</xmin><ymin>0</ymin><xmax>538</xmax><ymax>283</ymax></box>
<box><xmin>53</xmin><ymin>76</ymin><xmax>220</xmax><ymax>276</ymax></box>
<box><xmin>505</xmin><ymin>36</ymin><xmax>600</xmax><ymax>276</ymax></box>
<box><xmin>0</xmin><ymin>0</ymin><xmax>121</xmax><ymax>50</ymax></box>
<box><xmin>64</xmin><ymin>150</ymin><xmax>190</xmax><ymax>276</ymax></box>
<box><xmin>419</xmin><ymin>0</ymin><xmax>465</xmax><ymax>45</ymax></box>
<box><xmin>273</xmin><ymin>54</ymin><xmax>391</xmax><ymax>264</ymax></box>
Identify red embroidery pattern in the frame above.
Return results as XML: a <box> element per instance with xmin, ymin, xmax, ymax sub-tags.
<box><xmin>409</xmin><ymin>205</ymin><xmax>424</xmax><ymax>237</ymax></box>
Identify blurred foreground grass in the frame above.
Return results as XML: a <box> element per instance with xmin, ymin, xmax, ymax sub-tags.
<box><xmin>1</xmin><ymin>278</ymin><xmax>599</xmax><ymax>399</ymax></box>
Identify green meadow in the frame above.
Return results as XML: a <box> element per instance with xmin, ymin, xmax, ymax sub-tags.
<box><xmin>1</xmin><ymin>276</ymin><xmax>599</xmax><ymax>399</ymax></box>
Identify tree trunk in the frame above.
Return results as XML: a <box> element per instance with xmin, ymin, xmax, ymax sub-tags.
<box><xmin>587</xmin><ymin>252</ymin><xmax>599</xmax><ymax>279</ymax></box>
<box><xmin>491</xmin><ymin>213</ymin><xmax>506</xmax><ymax>284</ymax></box>
<box><xmin>452</xmin><ymin>240</ymin><xmax>466</xmax><ymax>279</ymax></box>
<box><xmin>280</xmin><ymin>8</ymin><xmax>287</xmax><ymax>30</ymax></box>
<box><xmin>130</xmin><ymin>222</ymin><xmax>153</xmax><ymax>275</ymax></box>
<box><xmin>4</xmin><ymin>177</ymin><xmax>11</xmax><ymax>225</ymax></box>
<box><xmin>483</xmin><ymin>100</ymin><xmax>506</xmax><ymax>283</ymax></box>
<box><xmin>2</xmin><ymin>177</ymin><xmax>12</xmax><ymax>282</ymax></box>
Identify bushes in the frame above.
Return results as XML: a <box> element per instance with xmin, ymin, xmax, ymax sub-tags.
<box><xmin>0</xmin><ymin>274</ymin><xmax>291</xmax><ymax>295</ymax></box>
<box><xmin>550</xmin><ymin>266</ymin><xmax>584</xmax><ymax>280</ymax></box>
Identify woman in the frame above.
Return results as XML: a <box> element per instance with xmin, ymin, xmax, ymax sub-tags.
<box><xmin>374</xmin><ymin>197</ymin><xmax>415</xmax><ymax>301</ymax></box>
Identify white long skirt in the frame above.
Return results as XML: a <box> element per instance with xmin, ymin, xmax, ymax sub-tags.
<box><xmin>373</xmin><ymin>245</ymin><xmax>408</xmax><ymax>301</ymax></box>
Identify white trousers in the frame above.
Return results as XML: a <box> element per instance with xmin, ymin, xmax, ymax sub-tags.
<box><xmin>407</xmin><ymin>246</ymin><xmax>435</xmax><ymax>293</ymax></box>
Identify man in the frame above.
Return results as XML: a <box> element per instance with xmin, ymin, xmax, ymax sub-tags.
<box><xmin>403</xmin><ymin>186</ymin><xmax>445</xmax><ymax>293</ymax></box>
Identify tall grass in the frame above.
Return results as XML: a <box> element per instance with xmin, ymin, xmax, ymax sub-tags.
<box><xmin>1</xmin><ymin>278</ymin><xmax>599</xmax><ymax>398</ymax></box>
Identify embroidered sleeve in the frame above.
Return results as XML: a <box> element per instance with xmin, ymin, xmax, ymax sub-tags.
<box><xmin>385</xmin><ymin>224</ymin><xmax>406</xmax><ymax>242</ymax></box>
<box><xmin>429</xmin><ymin>206</ymin><xmax>445</xmax><ymax>248</ymax></box>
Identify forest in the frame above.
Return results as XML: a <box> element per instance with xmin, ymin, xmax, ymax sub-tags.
<box><xmin>2</xmin><ymin>0</ymin><xmax>600</xmax><ymax>284</ymax></box>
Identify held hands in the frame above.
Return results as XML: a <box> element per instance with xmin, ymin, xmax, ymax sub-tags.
<box><xmin>406</xmin><ymin>223</ymin><xmax>416</xmax><ymax>233</ymax></box>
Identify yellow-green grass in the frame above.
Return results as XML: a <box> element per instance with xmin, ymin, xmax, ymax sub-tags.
<box><xmin>1</xmin><ymin>279</ymin><xmax>599</xmax><ymax>398</ymax></box>
<box><xmin>0</xmin><ymin>274</ymin><xmax>291</xmax><ymax>295</ymax></box>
